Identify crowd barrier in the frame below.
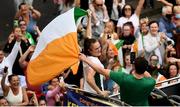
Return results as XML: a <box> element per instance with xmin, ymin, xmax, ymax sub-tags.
<box><xmin>150</xmin><ymin>76</ymin><xmax>180</xmax><ymax>106</ymax></box>
<box><xmin>63</xmin><ymin>77</ymin><xmax>180</xmax><ymax>106</ymax></box>
<box><xmin>63</xmin><ymin>86</ymin><xmax>130</xmax><ymax>106</ymax></box>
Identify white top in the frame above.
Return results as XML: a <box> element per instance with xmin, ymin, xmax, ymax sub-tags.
<box><xmin>117</xmin><ymin>13</ymin><xmax>139</xmax><ymax>33</ymax></box>
<box><xmin>143</xmin><ymin>32</ymin><xmax>174</xmax><ymax>65</ymax></box>
<box><xmin>83</xmin><ymin>56</ymin><xmax>104</xmax><ymax>93</ymax></box>
<box><xmin>0</xmin><ymin>42</ymin><xmax>20</xmax><ymax>95</ymax></box>
<box><xmin>0</xmin><ymin>42</ymin><xmax>20</xmax><ymax>76</ymax></box>
<box><xmin>5</xmin><ymin>87</ymin><xmax>23</xmax><ymax>105</ymax></box>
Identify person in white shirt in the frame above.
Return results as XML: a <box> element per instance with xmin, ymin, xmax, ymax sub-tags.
<box><xmin>143</xmin><ymin>21</ymin><xmax>174</xmax><ymax>65</ymax></box>
<box><xmin>0</xmin><ymin>38</ymin><xmax>20</xmax><ymax>95</ymax></box>
<box><xmin>117</xmin><ymin>0</ymin><xmax>145</xmax><ymax>35</ymax></box>
<box><xmin>83</xmin><ymin>38</ymin><xmax>109</xmax><ymax>96</ymax></box>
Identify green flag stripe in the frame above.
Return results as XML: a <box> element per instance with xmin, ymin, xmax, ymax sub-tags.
<box><xmin>74</xmin><ymin>7</ymin><xmax>87</xmax><ymax>24</ymax></box>
<box><xmin>115</xmin><ymin>40</ymin><xmax>124</xmax><ymax>49</ymax></box>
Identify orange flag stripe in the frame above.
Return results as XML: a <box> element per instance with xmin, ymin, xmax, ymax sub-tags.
<box><xmin>26</xmin><ymin>32</ymin><xmax>79</xmax><ymax>86</ymax></box>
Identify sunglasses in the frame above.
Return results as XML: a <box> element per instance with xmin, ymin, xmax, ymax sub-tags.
<box><xmin>124</xmin><ymin>8</ymin><xmax>131</xmax><ymax>11</ymax></box>
<box><xmin>96</xmin><ymin>4</ymin><xmax>103</xmax><ymax>7</ymax></box>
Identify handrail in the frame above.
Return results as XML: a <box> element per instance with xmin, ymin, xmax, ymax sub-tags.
<box><xmin>156</xmin><ymin>76</ymin><xmax>180</xmax><ymax>85</ymax></box>
<box><xmin>169</xmin><ymin>99</ymin><xmax>180</xmax><ymax>106</ymax></box>
<box><xmin>67</xmin><ymin>87</ymin><xmax>130</xmax><ymax>106</ymax></box>
<box><xmin>108</xmin><ymin>93</ymin><xmax>120</xmax><ymax>98</ymax></box>
<box><xmin>153</xmin><ymin>88</ymin><xmax>168</xmax><ymax>97</ymax></box>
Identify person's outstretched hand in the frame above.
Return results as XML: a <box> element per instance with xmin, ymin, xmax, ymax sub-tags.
<box><xmin>79</xmin><ymin>53</ymin><xmax>87</xmax><ymax>62</ymax></box>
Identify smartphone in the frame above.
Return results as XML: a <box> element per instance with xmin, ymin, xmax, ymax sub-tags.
<box><xmin>167</xmin><ymin>41</ymin><xmax>172</xmax><ymax>45</ymax></box>
<box><xmin>130</xmin><ymin>52</ymin><xmax>136</xmax><ymax>64</ymax></box>
<box><xmin>4</xmin><ymin>66</ymin><xmax>8</xmax><ymax>73</ymax></box>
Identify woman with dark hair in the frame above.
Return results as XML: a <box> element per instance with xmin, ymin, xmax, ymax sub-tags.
<box><xmin>83</xmin><ymin>38</ymin><xmax>109</xmax><ymax>96</ymax></box>
<box><xmin>46</xmin><ymin>77</ymin><xmax>66</xmax><ymax>106</ymax></box>
<box><xmin>123</xmin><ymin>52</ymin><xmax>133</xmax><ymax>74</ymax></box>
<box><xmin>117</xmin><ymin>0</ymin><xmax>145</xmax><ymax>35</ymax></box>
<box><xmin>166</xmin><ymin>63</ymin><xmax>179</xmax><ymax>79</ymax></box>
<box><xmin>1</xmin><ymin>73</ymin><xmax>29</xmax><ymax>106</ymax></box>
<box><xmin>120</xmin><ymin>22</ymin><xmax>135</xmax><ymax>55</ymax></box>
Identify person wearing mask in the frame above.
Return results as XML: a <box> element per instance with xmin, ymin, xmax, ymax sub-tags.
<box><xmin>158</xmin><ymin>6</ymin><xmax>176</xmax><ymax>39</ymax></box>
<box><xmin>79</xmin><ymin>54</ymin><xmax>156</xmax><ymax>106</ymax></box>
<box><xmin>173</xmin><ymin>6</ymin><xmax>180</xmax><ymax>58</ymax></box>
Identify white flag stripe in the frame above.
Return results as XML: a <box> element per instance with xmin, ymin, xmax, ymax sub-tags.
<box><xmin>31</xmin><ymin>8</ymin><xmax>76</xmax><ymax>60</ymax></box>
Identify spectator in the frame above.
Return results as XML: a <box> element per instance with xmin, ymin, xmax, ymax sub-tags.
<box><xmin>172</xmin><ymin>6</ymin><xmax>180</xmax><ymax>58</ymax></box>
<box><xmin>123</xmin><ymin>52</ymin><xmax>133</xmax><ymax>74</ymax></box>
<box><xmin>27</xmin><ymin>90</ymin><xmax>38</xmax><ymax>106</ymax></box>
<box><xmin>89</xmin><ymin>0</ymin><xmax>109</xmax><ymax>38</ymax></box>
<box><xmin>120</xmin><ymin>22</ymin><xmax>135</xmax><ymax>55</ymax></box>
<box><xmin>158</xmin><ymin>6</ymin><xmax>175</xmax><ymax>39</ymax></box>
<box><xmin>100</xmin><ymin>21</ymin><xmax>119</xmax><ymax>43</ymax></box>
<box><xmin>3</xmin><ymin>27</ymin><xmax>30</xmax><ymax>87</ymax></box>
<box><xmin>165</xmin><ymin>44</ymin><xmax>178</xmax><ymax>64</ymax></box>
<box><xmin>19</xmin><ymin>20</ymin><xmax>36</xmax><ymax>45</ymax></box>
<box><xmin>15</xmin><ymin>3</ymin><xmax>41</xmax><ymax>36</ymax></box>
<box><xmin>103</xmin><ymin>42</ymin><xmax>119</xmax><ymax>95</ymax></box>
<box><xmin>3</xmin><ymin>27</ymin><xmax>30</xmax><ymax>54</ymax></box>
<box><xmin>117</xmin><ymin>0</ymin><xmax>145</xmax><ymax>35</ymax></box>
<box><xmin>46</xmin><ymin>77</ymin><xmax>65</xmax><ymax>106</ymax></box>
<box><xmin>0</xmin><ymin>96</ymin><xmax>9</xmax><ymax>106</ymax></box>
<box><xmin>135</xmin><ymin>17</ymin><xmax>149</xmax><ymax>57</ymax></box>
<box><xmin>38</xmin><ymin>98</ymin><xmax>47</xmax><ymax>106</ymax></box>
<box><xmin>0</xmin><ymin>35</ymin><xmax>21</xmax><ymax>91</ymax></box>
<box><xmin>139</xmin><ymin>17</ymin><xmax>149</xmax><ymax>35</ymax></box>
<box><xmin>143</xmin><ymin>21</ymin><xmax>174</xmax><ymax>65</ymax></box>
<box><xmin>83</xmin><ymin>38</ymin><xmax>109</xmax><ymax>96</ymax></box>
<box><xmin>105</xmin><ymin>0</ymin><xmax>122</xmax><ymax>22</ymax></box>
<box><xmin>1</xmin><ymin>73</ymin><xmax>29</xmax><ymax>106</ymax></box>
<box><xmin>14</xmin><ymin>0</ymin><xmax>34</xmax><ymax>12</ymax></box>
<box><xmin>79</xmin><ymin>54</ymin><xmax>155</xmax><ymax>106</ymax></box>
<box><xmin>147</xmin><ymin>54</ymin><xmax>166</xmax><ymax>81</ymax></box>
<box><xmin>166</xmin><ymin>63</ymin><xmax>179</xmax><ymax>79</ymax></box>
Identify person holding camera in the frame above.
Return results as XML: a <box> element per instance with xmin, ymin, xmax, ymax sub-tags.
<box><xmin>147</xmin><ymin>54</ymin><xmax>167</xmax><ymax>85</ymax></box>
<box><xmin>0</xmin><ymin>32</ymin><xmax>22</xmax><ymax>93</ymax></box>
<box><xmin>15</xmin><ymin>3</ymin><xmax>41</xmax><ymax>36</ymax></box>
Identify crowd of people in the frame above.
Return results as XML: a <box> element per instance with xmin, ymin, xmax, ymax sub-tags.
<box><xmin>0</xmin><ymin>0</ymin><xmax>180</xmax><ymax>106</ymax></box>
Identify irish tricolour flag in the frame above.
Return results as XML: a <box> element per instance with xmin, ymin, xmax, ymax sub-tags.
<box><xmin>26</xmin><ymin>8</ymin><xmax>87</xmax><ymax>86</ymax></box>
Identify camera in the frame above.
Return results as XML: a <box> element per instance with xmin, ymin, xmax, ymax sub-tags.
<box><xmin>167</xmin><ymin>41</ymin><xmax>172</xmax><ymax>45</ymax></box>
<box><xmin>130</xmin><ymin>52</ymin><xmax>136</xmax><ymax>64</ymax></box>
<box><xmin>4</xmin><ymin>66</ymin><xmax>8</xmax><ymax>73</ymax></box>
